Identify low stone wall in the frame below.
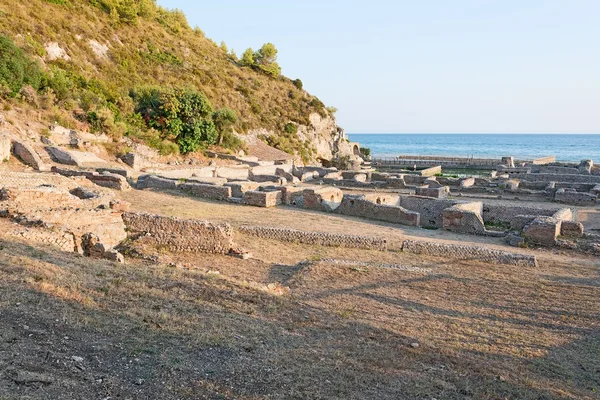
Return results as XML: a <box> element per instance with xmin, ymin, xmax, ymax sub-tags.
<box><xmin>7</xmin><ymin>225</ymin><xmax>75</xmax><ymax>252</ymax></box>
<box><xmin>238</xmin><ymin>225</ymin><xmax>387</xmax><ymax>250</ymax></box>
<box><xmin>397</xmin><ymin>196</ymin><xmax>457</xmax><ymax>228</ymax></box>
<box><xmin>224</xmin><ymin>181</ymin><xmax>261</xmax><ymax>198</ymax></box>
<box><xmin>122</xmin><ymin>212</ymin><xmax>234</xmax><ymax>254</ymax></box>
<box><xmin>337</xmin><ymin>195</ymin><xmax>420</xmax><ymax>227</ymax></box>
<box><xmin>518</xmin><ymin>173</ymin><xmax>600</xmax><ymax>184</ymax></box>
<box><xmin>482</xmin><ymin>204</ymin><xmax>557</xmax><ymax>224</ymax></box>
<box><xmin>531</xmin><ymin>156</ymin><xmax>556</xmax><ymax>165</ymax></box>
<box><xmin>401</xmin><ymin>240</ymin><xmax>537</xmax><ymax>267</ymax></box>
<box><xmin>554</xmin><ymin>188</ymin><xmax>597</xmax><ymax>205</ymax></box>
<box><xmin>138</xmin><ymin>175</ymin><xmax>179</xmax><ymax>190</ymax></box>
<box><xmin>179</xmin><ymin>182</ymin><xmax>232</xmax><ymax>201</ymax></box>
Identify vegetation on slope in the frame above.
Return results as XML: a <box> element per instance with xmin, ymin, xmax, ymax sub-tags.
<box><xmin>0</xmin><ymin>0</ymin><xmax>332</xmax><ymax>158</ymax></box>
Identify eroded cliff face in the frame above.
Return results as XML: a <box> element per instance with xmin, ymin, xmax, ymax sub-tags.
<box><xmin>248</xmin><ymin>113</ymin><xmax>362</xmax><ymax>165</ymax></box>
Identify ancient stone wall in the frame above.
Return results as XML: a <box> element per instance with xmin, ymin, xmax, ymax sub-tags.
<box><xmin>224</xmin><ymin>181</ymin><xmax>261</xmax><ymax>198</ymax></box>
<box><xmin>397</xmin><ymin>196</ymin><xmax>457</xmax><ymax>228</ymax></box>
<box><xmin>518</xmin><ymin>173</ymin><xmax>600</xmax><ymax>184</ymax></box>
<box><xmin>238</xmin><ymin>225</ymin><xmax>387</xmax><ymax>250</ymax></box>
<box><xmin>122</xmin><ymin>212</ymin><xmax>234</xmax><ymax>254</ymax></box>
<box><xmin>337</xmin><ymin>195</ymin><xmax>420</xmax><ymax>227</ymax></box>
<box><xmin>482</xmin><ymin>204</ymin><xmax>557</xmax><ymax>224</ymax></box>
<box><xmin>302</xmin><ymin>187</ymin><xmax>343</xmax><ymax>211</ymax></box>
<box><xmin>401</xmin><ymin>240</ymin><xmax>537</xmax><ymax>267</ymax></box>
<box><xmin>179</xmin><ymin>182</ymin><xmax>232</xmax><ymax>201</ymax></box>
<box><xmin>138</xmin><ymin>175</ymin><xmax>179</xmax><ymax>190</ymax></box>
<box><xmin>554</xmin><ymin>188</ymin><xmax>597</xmax><ymax>205</ymax></box>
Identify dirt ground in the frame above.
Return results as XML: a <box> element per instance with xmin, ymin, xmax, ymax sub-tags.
<box><xmin>1</xmin><ymin>188</ymin><xmax>599</xmax><ymax>399</ymax></box>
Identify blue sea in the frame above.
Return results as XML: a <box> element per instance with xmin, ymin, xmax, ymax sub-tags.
<box><xmin>348</xmin><ymin>134</ymin><xmax>600</xmax><ymax>163</ymax></box>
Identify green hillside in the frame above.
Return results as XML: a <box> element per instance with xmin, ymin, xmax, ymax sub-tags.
<box><xmin>0</xmin><ymin>0</ymin><xmax>332</xmax><ymax>158</ymax></box>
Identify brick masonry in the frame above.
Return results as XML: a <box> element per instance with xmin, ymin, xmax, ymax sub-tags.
<box><xmin>122</xmin><ymin>212</ymin><xmax>234</xmax><ymax>254</ymax></box>
<box><xmin>238</xmin><ymin>225</ymin><xmax>388</xmax><ymax>250</ymax></box>
<box><xmin>401</xmin><ymin>240</ymin><xmax>537</xmax><ymax>267</ymax></box>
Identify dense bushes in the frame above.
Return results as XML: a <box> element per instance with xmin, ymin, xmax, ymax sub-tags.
<box><xmin>0</xmin><ymin>35</ymin><xmax>43</xmax><ymax>96</ymax></box>
<box><xmin>131</xmin><ymin>87</ymin><xmax>217</xmax><ymax>153</ymax></box>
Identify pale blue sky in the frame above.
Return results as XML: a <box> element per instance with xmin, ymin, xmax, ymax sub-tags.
<box><xmin>157</xmin><ymin>0</ymin><xmax>599</xmax><ymax>133</ymax></box>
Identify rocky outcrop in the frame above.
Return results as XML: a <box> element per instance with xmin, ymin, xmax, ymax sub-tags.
<box><xmin>247</xmin><ymin>112</ymin><xmax>363</xmax><ymax>165</ymax></box>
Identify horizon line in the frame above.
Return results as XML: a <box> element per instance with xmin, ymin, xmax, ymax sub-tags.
<box><xmin>347</xmin><ymin>132</ymin><xmax>600</xmax><ymax>135</ymax></box>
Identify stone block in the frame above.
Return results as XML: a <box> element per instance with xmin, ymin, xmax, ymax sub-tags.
<box><xmin>523</xmin><ymin>217</ymin><xmax>560</xmax><ymax>247</ymax></box>
<box><xmin>560</xmin><ymin>220</ymin><xmax>584</xmax><ymax>237</ymax></box>
<box><xmin>415</xmin><ymin>185</ymin><xmax>449</xmax><ymax>199</ymax></box>
<box><xmin>353</xmin><ymin>173</ymin><xmax>367</xmax><ymax>182</ymax></box>
<box><xmin>243</xmin><ymin>190</ymin><xmax>282</xmax><ymax>207</ymax></box>
<box><xmin>12</xmin><ymin>141</ymin><xmax>47</xmax><ymax>170</ymax></box>
<box><xmin>88</xmin><ymin>172</ymin><xmax>131</xmax><ymax>191</ymax></box>
<box><xmin>47</xmin><ymin>147</ymin><xmax>108</xmax><ymax>167</ymax></box>
<box><xmin>442</xmin><ymin>202</ymin><xmax>486</xmax><ymax>234</ymax></box>
<box><xmin>459</xmin><ymin>177</ymin><xmax>475</xmax><ymax>188</ymax></box>
<box><xmin>120</xmin><ymin>152</ymin><xmax>147</xmax><ymax>171</ymax></box>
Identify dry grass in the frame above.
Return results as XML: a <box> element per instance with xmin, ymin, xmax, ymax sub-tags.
<box><xmin>0</xmin><ymin>206</ymin><xmax>599</xmax><ymax>399</ymax></box>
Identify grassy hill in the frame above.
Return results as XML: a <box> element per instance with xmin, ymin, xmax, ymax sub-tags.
<box><xmin>0</xmin><ymin>0</ymin><xmax>332</xmax><ymax>158</ymax></box>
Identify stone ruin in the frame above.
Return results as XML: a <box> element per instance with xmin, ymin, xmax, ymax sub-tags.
<box><xmin>0</xmin><ymin>171</ymin><xmax>251</xmax><ymax>262</ymax></box>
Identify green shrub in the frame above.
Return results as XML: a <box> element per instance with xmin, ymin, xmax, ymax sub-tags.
<box><xmin>0</xmin><ymin>35</ymin><xmax>43</xmax><ymax>96</ymax></box>
<box><xmin>177</xmin><ymin>119</ymin><xmax>217</xmax><ymax>153</ymax></box>
<box><xmin>293</xmin><ymin>79</ymin><xmax>303</xmax><ymax>90</ymax></box>
<box><xmin>213</xmin><ymin>108</ymin><xmax>237</xmax><ymax>145</ymax></box>
<box><xmin>131</xmin><ymin>86</ymin><xmax>216</xmax><ymax>153</ymax></box>
<box><xmin>284</xmin><ymin>122</ymin><xmax>297</xmax><ymax>134</ymax></box>
<box><xmin>360</xmin><ymin>147</ymin><xmax>371</xmax><ymax>157</ymax></box>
